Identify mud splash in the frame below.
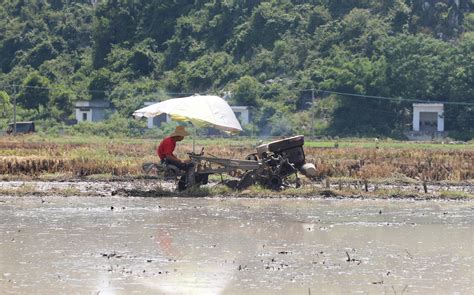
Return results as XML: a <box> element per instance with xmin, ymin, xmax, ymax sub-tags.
<box><xmin>0</xmin><ymin>195</ymin><xmax>472</xmax><ymax>294</ymax></box>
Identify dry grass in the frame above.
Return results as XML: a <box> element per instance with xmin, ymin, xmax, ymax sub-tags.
<box><xmin>0</xmin><ymin>136</ymin><xmax>472</xmax><ymax>183</ymax></box>
<box><xmin>303</xmin><ymin>147</ymin><xmax>473</xmax><ymax>182</ymax></box>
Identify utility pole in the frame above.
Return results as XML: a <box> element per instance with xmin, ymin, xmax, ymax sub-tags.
<box><xmin>310</xmin><ymin>89</ymin><xmax>315</xmax><ymax>137</ymax></box>
<box><xmin>13</xmin><ymin>86</ymin><xmax>17</xmax><ymax>136</ymax></box>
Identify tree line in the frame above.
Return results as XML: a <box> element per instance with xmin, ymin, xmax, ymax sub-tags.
<box><xmin>0</xmin><ymin>0</ymin><xmax>473</xmax><ymax>139</ymax></box>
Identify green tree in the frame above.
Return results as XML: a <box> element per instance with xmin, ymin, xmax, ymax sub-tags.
<box><xmin>446</xmin><ymin>32</ymin><xmax>474</xmax><ymax>135</ymax></box>
<box><xmin>167</xmin><ymin>52</ymin><xmax>240</xmax><ymax>92</ymax></box>
<box><xmin>92</xmin><ymin>17</ymin><xmax>112</xmax><ymax>69</ymax></box>
<box><xmin>386</xmin><ymin>0</ymin><xmax>411</xmax><ymax>33</ymax></box>
<box><xmin>136</xmin><ymin>1</ymin><xmax>194</xmax><ymax>47</ymax></box>
<box><xmin>382</xmin><ymin>34</ymin><xmax>453</xmax><ymax>100</ymax></box>
<box><xmin>17</xmin><ymin>72</ymin><xmax>50</xmax><ymax>110</ymax></box>
<box><xmin>55</xmin><ymin>3</ymin><xmax>94</xmax><ymax>51</ymax></box>
<box><xmin>232</xmin><ymin>76</ymin><xmax>262</xmax><ymax>107</ymax></box>
<box><xmin>325</xmin><ymin>0</ymin><xmax>371</xmax><ymax>18</ymax></box>
<box><xmin>92</xmin><ymin>1</ymin><xmax>138</xmax><ymax>69</ymax></box>
<box><xmin>0</xmin><ymin>91</ymin><xmax>12</xmax><ymax>118</ymax></box>
<box><xmin>26</xmin><ymin>40</ymin><xmax>59</xmax><ymax>68</ymax></box>
<box><xmin>109</xmin><ymin>78</ymin><xmax>164</xmax><ymax>117</ymax></box>
<box><xmin>318</xmin><ymin>48</ymin><xmax>397</xmax><ymax>135</ymax></box>
<box><xmin>106</xmin><ymin>40</ymin><xmax>161</xmax><ymax>81</ymax></box>
<box><xmin>0</xmin><ymin>0</ymin><xmax>471</xmax><ymax>138</ymax></box>
<box><xmin>272</xmin><ymin>39</ymin><xmax>303</xmax><ymax>75</ymax></box>
<box><xmin>465</xmin><ymin>12</ymin><xmax>474</xmax><ymax>32</ymax></box>
<box><xmin>307</xmin><ymin>5</ymin><xmax>332</xmax><ymax>34</ymax></box>
<box><xmin>50</xmin><ymin>87</ymin><xmax>74</xmax><ymax>121</ymax></box>
<box><xmin>88</xmin><ymin>68</ymin><xmax>112</xmax><ymax>100</ymax></box>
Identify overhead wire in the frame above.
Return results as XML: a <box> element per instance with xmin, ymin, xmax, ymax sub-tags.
<box><xmin>0</xmin><ymin>82</ymin><xmax>473</xmax><ymax>106</ymax></box>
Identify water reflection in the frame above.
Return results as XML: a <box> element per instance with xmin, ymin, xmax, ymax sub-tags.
<box><xmin>0</xmin><ymin>196</ymin><xmax>472</xmax><ymax>294</ymax></box>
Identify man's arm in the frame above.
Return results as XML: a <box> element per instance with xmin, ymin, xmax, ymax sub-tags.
<box><xmin>164</xmin><ymin>153</ymin><xmax>184</xmax><ymax>164</ymax></box>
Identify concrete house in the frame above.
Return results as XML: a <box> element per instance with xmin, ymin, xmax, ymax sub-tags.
<box><xmin>412</xmin><ymin>103</ymin><xmax>444</xmax><ymax>132</ymax></box>
<box><xmin>143</xmin><ymin>101</ymin><xmax>171</xmax><ymax>129</ymax></box>
<box><xmin>75</xmin><ymin>100</ymin><xmax>113</xmax><ymax>122</ymax></box>
<box><xmin>230</xmin><ymin>106</ymin><xmax>250</xmax><ymax>126</ymax></box>
<box><xmin>406</xmin><ymin>103</ymin><xmax>446</xmax><ymax>140</ymax></box>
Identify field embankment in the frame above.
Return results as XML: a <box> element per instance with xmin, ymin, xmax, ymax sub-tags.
<box><xmin>0</xmin><ymin>135</ymin><xmax>472</xmax><ymax>198</ymax></box>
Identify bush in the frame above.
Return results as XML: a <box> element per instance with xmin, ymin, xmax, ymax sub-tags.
<box><xmin>69</xmin><ymin>114</ymin><xmax>147</xmax><ymax>137</ymax></box>
<box><xmin>241</xmin><ymin>123</ymin><xmax>259</xmax><ymax>137</ymax></box>
<box><xmin>448</xmin><ymin>131</ymin><xmax>474</xmax><ymax>141</ymax></box>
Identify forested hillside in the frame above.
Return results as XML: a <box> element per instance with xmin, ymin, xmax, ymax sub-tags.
<box><xmin>0</xmin><ymin>0</ymin><xmax>473</xmax><ymax>138</ymax></box>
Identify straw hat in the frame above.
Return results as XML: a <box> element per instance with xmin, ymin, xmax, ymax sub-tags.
<box><xmin>170</xmin><ymin>126</ymin><xmax>190</xmax><ymax>137</ymax></box>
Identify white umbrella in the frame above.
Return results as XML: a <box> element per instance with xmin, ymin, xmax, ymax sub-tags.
<box><xmin>133</xmin><ymin>94</ymin><xmax>243</xmax><ymax>134</ymax></box>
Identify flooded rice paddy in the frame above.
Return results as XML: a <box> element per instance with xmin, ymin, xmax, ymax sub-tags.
<box><xmin>0</xmin><ymin>194</ymin><xmax>473</xmax><ymax>294</ymax></box>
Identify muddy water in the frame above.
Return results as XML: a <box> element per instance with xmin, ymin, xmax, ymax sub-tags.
<box><xmin>0</xmin><ymin>196</ymin><xmax>472</xmax><ymax>294</ymax></box>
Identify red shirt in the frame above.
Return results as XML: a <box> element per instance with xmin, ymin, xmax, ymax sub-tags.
<box><xmin>157</xmin><ymin>137</ymin><xmax>176</xmax><ymax>160</ymax></box>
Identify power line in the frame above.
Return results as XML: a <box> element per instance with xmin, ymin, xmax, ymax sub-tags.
<box><xmin>1</xmin><ymin>82</ymin><xmax>473</xmax><ymax>106</ymax></box>
<box><xmin>0</xmin><ymin>83</ymin><xmax>192</xmax><ymax>96</ymax></box>
<box><xmin>311</xmin><ymin>89</ymin><xmax>474</xmax><ymax>106</ymax></box>
<box><xmin>326</xmin><ymin>104</ymin><xmax>472</xmax><ymax>120</ymax></box>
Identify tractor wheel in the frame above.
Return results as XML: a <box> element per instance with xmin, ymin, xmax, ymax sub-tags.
<box><xmin>267</xmin><ymin>175</ymin><xmax>283</xmax><ymax>191</ymax></box>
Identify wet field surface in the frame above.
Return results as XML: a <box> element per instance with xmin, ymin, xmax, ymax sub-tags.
<box><xmin>0</xmin><ymin>195</ymin><xmax>473</xmax><ymax>294</ymax></box>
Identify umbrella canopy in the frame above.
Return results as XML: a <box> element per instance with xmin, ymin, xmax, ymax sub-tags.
<box><xmin>133</xmin><ymin>95</ymin><xmax>242</xmax><ymax>134</ymax></box>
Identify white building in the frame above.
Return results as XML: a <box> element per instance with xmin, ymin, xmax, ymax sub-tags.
<box><xmin>412</xmin><ymin>103</ymin><xmax>444</xmax><ymax>132</ymax></box>
<box><xmin>75</xmin><ymin>100</ymin><xmax>112</xmax><ymax>122</ymax></box>
<box><xmin>230</xmin><ymin>106</ymin><xmax>249</xmax><ymax>126</ymax></box>
<box><xmin>143</xmin><ymin>101</ymin><xmax>172</xmax><ymax>129</ymax></box>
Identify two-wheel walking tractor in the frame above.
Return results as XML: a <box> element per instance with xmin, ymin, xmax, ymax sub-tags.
<box><xmin>143</xmin><ymin>135</ymin><xmax>316</xmax><ymax>191</ymax></box>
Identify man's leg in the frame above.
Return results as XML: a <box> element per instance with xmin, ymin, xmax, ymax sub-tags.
<box><xmin>185</xmin><ymin>166</ymin><xmax>195</xmax><ymax>188</ymax></box>
<box><xmin>164</xmin><ymin>159</ymin><xmax>195</xmax><ymax>188</ymax></box>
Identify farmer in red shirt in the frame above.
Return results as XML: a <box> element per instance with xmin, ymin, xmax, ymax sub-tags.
<box><xmin>158</xmin><ymin>125</ymin><xmax>209</xmax><ymax>190</ymax></box>
<box><xmin>157</xmin><ymin>126</ymin><xmax>194</xmax><ymax>183</ymax></box>
<box><xmin>157</xmin><ymin>126</ymin><xmax>195</xmax><ymax>190</ymax></box>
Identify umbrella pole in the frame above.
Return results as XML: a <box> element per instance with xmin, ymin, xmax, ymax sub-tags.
<box><xmin>192</xmin><ymin>124</ymin><xmax>196</xmax><ymax>153</ymax></box>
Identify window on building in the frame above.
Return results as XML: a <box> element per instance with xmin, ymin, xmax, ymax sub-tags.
<box><xmin>82</xmin><ymin>113</ymin><xmax>88</xmax><ymax>121</ymax></box>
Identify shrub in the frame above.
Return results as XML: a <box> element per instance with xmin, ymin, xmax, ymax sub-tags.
<box><xmin>69</xmin><ymin>114</ymin><xmax>147</xmax><ymax>137</ymax></box>
<box><xmin>448</xmin><ymin>131</ymin><xmax>474</xmax><ymax>141</ymax></box>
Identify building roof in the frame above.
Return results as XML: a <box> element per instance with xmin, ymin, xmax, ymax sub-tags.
<box><xmin>413</xmin><ymin>103</ymin><xmax>444</xmax><ymax>107</ymax></box>
<box><xmin>230</xmin><ymin>106</ymin><xmax>249</xmax><ymax>111</ymax></box>
<box><xmin>75</xmin><ymin>100</ymin><xmax>110</xmax><ymax>108</ymax></box>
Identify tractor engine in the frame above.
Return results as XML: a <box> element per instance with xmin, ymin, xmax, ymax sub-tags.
<box><xmin>239</xmin><ymin>135</ymin><xmax>316</xmax><ymax>190</ymax></box>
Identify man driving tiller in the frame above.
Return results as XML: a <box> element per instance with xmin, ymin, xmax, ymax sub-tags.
<box><xmin>157</xmin><ymin>126</ymin><xmax>194</xmax><ymax>190</ymax></box>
